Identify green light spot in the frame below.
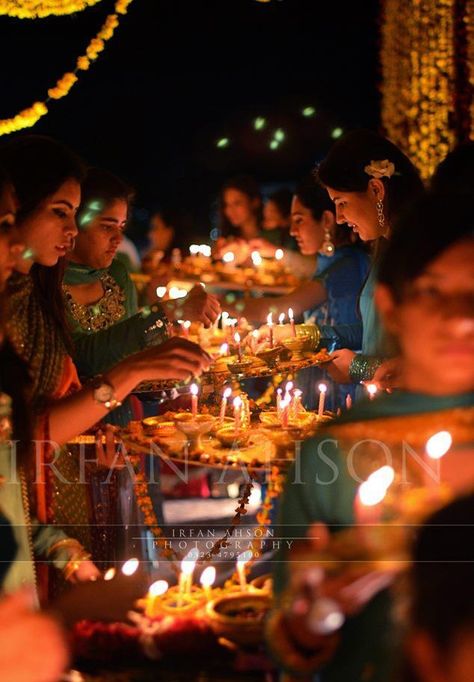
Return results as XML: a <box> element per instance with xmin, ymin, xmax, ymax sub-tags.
<box><xmin>216</xmin><ymin>137</ymin><xmax>230</xmax><ymax>148</ymax></box>
<box><xmin>22</xmin><ymin>248</ymin><xmax>34</xmax><ymax>260</ymax></box>
<box><xmin>225</xmin><ymin>293</ymin><xmax>236</xmax><ymax>303</ymax></box>
<box><xmin>79</xmin><ymin>211</ymin><xmax>94</xmax><ymax>227</ymax></box>
<box><xmin>88</xmin><ymin>200</ymin><xmax>103</xmax><ymax>211</ymax></box>
<box><xmin>254</xmin><ymin>117</ymin><xmax>266</xmax><ymax>130</ymax></box>
<box><xmin>274</xmin><ymin>128</ymin><xmax>285</xmax><ymax>142</ymax></box>
<box><xmin>302</xmin><ymin>106</ymin><xmax>316</xmax><ymax>117</ymax></box>
<box><xmin>269</xmin><ymin>305</ymin><xmax>278</xmax><ymax>314</ymax></box>
<box><xmin>235</xmin><ymin>302</ymin><xmax>245</xmax><ymax>312</ymax></box>
<box><xmin>269</xmin><ymin>140</ymin><xmax>279</xmax><ymax>150</ymax></box>
<box><xmin>331</xmin><ymin>127</ymin><xmax>344</xmax><ymax>139</ymax></box>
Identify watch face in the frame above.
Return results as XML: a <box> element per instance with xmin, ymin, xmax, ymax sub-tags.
<box><xmin>95</xmin><ymin>384</ymin><xmax>114</xmax><ymax>403</ymax></box>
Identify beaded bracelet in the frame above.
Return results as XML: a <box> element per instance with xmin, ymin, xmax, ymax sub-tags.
<box><xmin>349</xmin><ymin>354</ymin><xmax>383</xmax><ymax>383</ymax></box>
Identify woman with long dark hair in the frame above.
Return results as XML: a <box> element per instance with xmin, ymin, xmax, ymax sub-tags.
<box><xmin>316</xmin><ymin>130</ymin><xmax>425</xmax><ymax>392</ymax></box>
<box><xmin>0</xmin><ymin>136</ymin><xmax>211</xmax><ymax>581</ymax></box>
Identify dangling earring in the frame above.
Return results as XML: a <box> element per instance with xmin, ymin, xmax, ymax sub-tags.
<box><xmin>320</xmin><ymin>228</ymin><xmax>335</xmax><ymax>257</ymax></box>
<box><xmin>376</xmin><ymin>199</ymin><xmax>385</xmax><ymax>232</ymax></box>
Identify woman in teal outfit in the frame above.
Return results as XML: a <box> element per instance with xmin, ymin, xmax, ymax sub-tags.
<box><xmin>64</xmin><ymin>168</ymin><xmax>221</xmax><ymax>425</ymax></box>
<box><xmin>316</xmin><ymin>130</ymin><xmax>425</xmax><ymax>391</ymax></box>
<box><xmin>268</xmin><ymin>195</ymin><xmax>474</xmax><ymax>681</ymax></box>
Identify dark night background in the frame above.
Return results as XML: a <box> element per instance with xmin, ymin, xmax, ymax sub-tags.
<box><xmin>0</xmin><ymin>0</ymin><xmax>380</xmax><ymax>241</ymax></box>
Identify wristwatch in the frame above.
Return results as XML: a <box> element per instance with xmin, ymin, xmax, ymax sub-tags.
<box><xmin>90</xmin><ymin>375</ymin><xmax>122</xmax><ymax>411</ymax></box>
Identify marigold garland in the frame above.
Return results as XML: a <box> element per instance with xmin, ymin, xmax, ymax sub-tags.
<box><xmin>380</xmin><ymin>0</ymin><xmax>473</xmax><ymax>180</ymax></box>
<box><xmin>127</xmin><ymin>445</ymin><xmax>256</xmax><ymax>571</ymax></box>
<box><xmin>0</xmin><ymin>0</ymin><xmax>103</xmax><ymax>19</ymax></box>
<box><xmin>0</xmin><ymin>0</ymin><xmax>133</xmax><ymax>135</ymax></box>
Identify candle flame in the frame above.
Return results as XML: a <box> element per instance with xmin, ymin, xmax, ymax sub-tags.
<box><xmin>220</xmin><ymin>342</ymin><xmax>229</xmax><ymax>356</ymax></box>
<box><xmin>318</xmin><ymin>383</ymin><xmax>327</xmax><ymax>394</ymax></box>
<box><xmin>358</xmin><ymin>465</ymin><xmax>395</xmax><ymax>507</ymax></box>
<box><xmin>234</xmin><ymin>332</ymin><xmax>241</xmax><ymax>343</ymax></box>
<box><xmin>237</xmin><ymin>550</ymin><xmax>253</xmax><ymax>566</ymax></box>
<box><xmin>181</xmin><ymin>548</ymin><xmax>199</xmax><ymax>575</ymax></box>
<box><xmin>200</xmin><ymin>566</ymin><xmax>216</xmax><ymax>588</ymax></box>
<box><xmin>278</xmin><ymin>313</ymin><xmax>285</xmax><ymax>324</ymax></box>
<box><xmin>288</xmin><ymin>307</ymin><xmax>294</xmax><ymax>320</ymax></box>
<box><xmin>223</xmin><ymin>251</ymin><xmax>235</xmax><ymax>263</ymax></box>
<box><xmin>252</xmin><ymin>330</ymin><xmax>259</xmax><ymax>339</ymax></box>
<box><xmin>223</xmin><ymin>387</ymin><xmax>232</xmax><ymax>399</ymax></box>
<box><xmin>148</xmin><ymin>580</ymin><xmax>169</xmax><ymax>597</ymax></box>
<box><xmin>233</xmin><ymin>396</ymin><xmax>242</xmax><ymax>409</ymax></box>
<box><xmin>183</xmin><ymin>320</ymin><xmax>191</xmax><ymax>330</ymax></box>
<box><xmin>275</xmin><ymin>248</ymin><xmax>284</xmax><ymax>260</ymax></box>
<box><xmin>267</xmin><ymin>312</ymin><xmax>273</xmax><ymax>326</ymax></box>
<box><xmin>155</xmin><ymin>286</ymin><xmax>167</xmax><ymax>298</ymax></box>
<box><xmin>189</xmin><ymin>244</ymin><xmax>200</xmax><ymax>255</ymax></box>
<box><xmin>366</xmin><ymin>383</ymin><xmax>378</xmax><ymax>396</ymax></box>
<box><xmin>426</xmin><ymin>431</ymin><xmax>452</xmax><ymax>460</ymax></box>
<box><xmin>190</xmin><ymin>383</ymin><xmax>199</xmax><ymax>396</ymax></box>
<box><xmin>103</xmin><ymin>568</ymin><xmax>116</xmax><ymax>581</ymax></box>
<box><xmin>285</xmin><ymin>381</ymin><xmax>294</xmax><ymax>393</ymax></box>
<box><xmin>251</xmin><ymin>250</ymin><xmax>263</xmax><ymax>266</ymax></box>
<box><xmin>121</xmin><ymin>558</ymin><xmax>139</xmax><ymax>576</ymax></box>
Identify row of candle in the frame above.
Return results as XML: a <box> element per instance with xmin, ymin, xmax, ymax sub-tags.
<box><xmin>222</xmin><ymin>248</ymin><xmax>284</xmax><ymax>265</ymax></box>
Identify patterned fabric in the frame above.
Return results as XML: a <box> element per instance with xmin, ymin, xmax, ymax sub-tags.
<box><xmin>63</xmin><ymin>271</ymin><xmax>127</xmax><ymax>333</ymax></box>
<box><xmin>7</xmin><ymin>273</ymin><xmax>66</xmax><ymax>408</ymax></box>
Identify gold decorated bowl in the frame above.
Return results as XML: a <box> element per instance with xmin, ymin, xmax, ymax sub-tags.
<box><xmin>205</xmin><ymin>593</ymin><xmax>271</xmax><ymax>646</ymax></box>
<box><xmin>227</xmin><ymin>358</ymin><xmax>255</xmax><ymax>374</ymax></box>
<box><xmin>215</xmin><ymin>425</ymin><xmax>250</xmax><ymax>448</ymax></box>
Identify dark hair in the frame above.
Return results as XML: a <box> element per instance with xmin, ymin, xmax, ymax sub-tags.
<box><xmin>77</xmin><ymin>167</ymin><xmax>135</xmax><ymax>229</ymax></box>
<box><xmin>430</xmin><ymin>141</ymin><xmax>474</xmax><ymax>197</ymax></box>
<box><xmin>219</xmin><ymin>174</ymin><xmax>262</xmax><ymax>237</ymax></box>
<box><xmin>378</xmin><ymin>195</ymin><xmax>474</xmax><ymax>301</ymax></box>
<box><xmin>267</xmin><ymin>188</ymin><xmax>293</xmax><ymax>221</ymax></box>
<box><xmin>294</xmin><ymin>177</ymin><xmax>353</xmax><ymax>246</ymax></box>
<box><xmin>411</xmin><ymin>493</ymin><xmax>474</xmax><ymax>649</ymax></box>
<box><xmin>0</xmin><ymin>135</ymin><xmax>86</xmax><ymax>352</ymax></box>
<box><xmin>316</xmin><ymin>130</ymin><xmax>425</xmax><ymax>227</ymax></box>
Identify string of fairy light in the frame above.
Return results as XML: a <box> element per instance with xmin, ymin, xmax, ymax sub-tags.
<box><xmin>215</xmin><ymin>109</ymin><xmax>344</xmax><ymax>152</ymax></box>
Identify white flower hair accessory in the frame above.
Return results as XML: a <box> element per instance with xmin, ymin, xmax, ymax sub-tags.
<box><xmin>364</xmin><ymin>159</ymin><xmax>396</xmax><ymax>179</ymax></box>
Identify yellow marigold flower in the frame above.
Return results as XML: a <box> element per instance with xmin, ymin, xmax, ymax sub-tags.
<box><xmin>77</xmin><ymin>55</ymin><xmax>90</xmax><ymax>70</ymax></box>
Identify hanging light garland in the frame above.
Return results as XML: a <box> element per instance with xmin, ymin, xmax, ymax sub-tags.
<box><xmin>380</xmin><ymin>0</ymin><xmax>472</xmax><ymax>180</ymax></box>
<box><xmin>0</xmin><ymin>0</ymin><xmax>133</xmax><ymax>136</ymax></box>
<box><xmin>0</xmin><ymin>0</ymin><xmax>104</xmax><ymax>19</ymax></box>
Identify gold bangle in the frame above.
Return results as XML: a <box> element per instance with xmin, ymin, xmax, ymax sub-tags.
<box><xmin>63</xmin><ymin>551</ymin><xmax>92</xmax><ymax>580</ymax></box>
<box><xmin>46</xmin><ymin>538</ymin><xmax>84</xmax><ymax>558</ymax></box>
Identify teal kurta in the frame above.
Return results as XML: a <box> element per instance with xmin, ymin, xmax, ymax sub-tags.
<box><xmin>273</xmin><ymin>389</ymin><xmax>474</xmax><ymax>682</ymax></box>
<box><xmin>64</xmin><ymin>259</ymin><xmax>169</xmax><ymax>426</ymax></box>
<box><xmin>64</xmin><ymin>259</ymin><xmax>168</xmax><ymax>378</ymax></box>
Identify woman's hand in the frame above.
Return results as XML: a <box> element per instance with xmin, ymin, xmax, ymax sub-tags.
<box><xmin>325</xmin><ymin>349</ymin><xmax>356</xmax><ymax>383</ymax></box>
<box><xmin>283</xmin><ymin>523</ymin><xmax>394</xmax><ymax>650</ymax></box>
<box><xmin>371</xmin><ymin>357</ymin><xmax>402</xmax><ymax>391</ymax></box>
<box><xmin>68</xmin><ymin>559</ymin><xmax>101</xmax><ymax>584</ymax></box>
<box><xmin>166</xmin><ymin>284</ymin><xmax>221</xmax><ymax>326</ymax></box>
<box><xmin>95</xmin><ymin>425</ymin><xmax>125</xmax><ymax>469</ymax></box>
<box><xmin>128</xmin><ymin>337</ymin><xmax>212</xmax><ymax>383</ymax></box>
<box><xmin>0</xmin><ymin>590</ymin><xmax>69</xmax><ymax>682</ymax></box>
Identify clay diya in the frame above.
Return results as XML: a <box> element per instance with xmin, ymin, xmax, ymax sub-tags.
<box><xmin>174</xmin><ymin>413</ymin><xmax>216</xmax><ymax>455</ymax></box>
<box><xmin>205</xmin><ymin>593</ymin><xmax>271</xmax><ymax>647</ymax></box>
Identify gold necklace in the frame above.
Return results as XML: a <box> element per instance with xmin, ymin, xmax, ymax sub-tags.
<box><xmin>63</xmin><ymin>272</ymin><xmax>126</xmax><ymax>332</ymax></box>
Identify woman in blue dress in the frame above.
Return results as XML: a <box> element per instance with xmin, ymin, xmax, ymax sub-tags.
<box><xmin>230</xmin><ymin>179</ymin><xmax>370</xmax><ymax>410</ymax></box>
<box><xmin>315</xmin><ymin>130</ymin><xmax>425</xmax><ymax>395</ymax></box>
